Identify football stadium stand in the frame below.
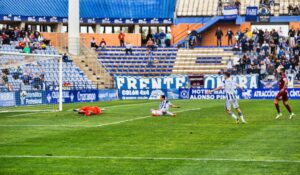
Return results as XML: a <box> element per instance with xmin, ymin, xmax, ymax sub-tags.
<box><xmin>97</xmin><ymin>47</ymin><xmax>177</xmax><ymax>76</ymax></box>
<box><xmin>0</xmin><ymin>0</ymin><xmax>176</xmax><ymax>19</ymax></box>
<box><xmin>0</xmin><ymin>0</ymin><xmax>300</xmax><ymax>91</ymax></box>
<box><xmin>173</xmin><ymin>48</ymin><xmax>233</xmax><ymax>74</ymax></box>
<box><xmin>0</xmin><ymin>41</ymin><xmax>95</xmax><ymax>91</ymax></box>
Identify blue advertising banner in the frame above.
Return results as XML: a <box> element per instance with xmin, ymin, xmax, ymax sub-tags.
<box><xmin>15</xmin><ymin>91</ymin><xmax>44</xmax><ymax>106</ymax></box>
<box><xmin>252</xmin><ymin>88</ymin><xmax>300</xmax><ymax>99</ymax></box>
<box><xmin>0</xmin><ymin>15</ymin><xmax>173</xmax><ymax>24</ymax></box>
<box><xmin>118</xmin><ymin>89</ymin><xmax>168</xmax><ymax>100</ymax></box>
<box><xmin>167</xmin><ymin>89</ymin><xmax>180</xmax><ymax>99</ymax></box>
<box><xmin>45</xmin><ymin>90</ymin><xmax>99</xmax><ymax>104</ymax></box>
<box><xmin>0</xmin><ymin>92</ymin><xmax>16</xmax><ymax>107</ymax></box>
<box><xmin>246</xmin><ymin>6</ymin><xmax>258</xmax><ymax>21</ymax></box>
<box><xmin>179</xmin><ymin>88</ymin><xmax>300</xmax><ymax>100</ymax></box>
<box><xmin>204</xmin><ymin>74</ymin><xmax>259</xmax><ymax>89</ymax></box>
<box><xmin>115</xmin><ymin>75</ymin><xmax>189</xmax><ymax>90</ymax></box>
<box><xmin>98</xmin><ymin>89</ymin><xmax>119</xmax><ymax>101</ymax></box>
<box><xmin>223</xmin><ymin>6</ymin><xmax>237</xmax><ymax>19</ymax></box>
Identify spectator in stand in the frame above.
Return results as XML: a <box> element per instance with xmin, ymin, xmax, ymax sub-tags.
<box><xmin>29</xmin><ymin>33</ymin><xmax>36</xmax><ymax>42</ymax></box>
<box><xmin>23</xmin><ymin>34</ymin><xmax>30</xmax><ymax>45</ymax></box>
<box><xmin>159</xmin><ymin>31</ymin><xmax>166</xmax><ymax>47</ymax></box>
<box><xmin>235</xmin><ymin>0</ymin><xmax>241</xmax><ymax>15</ymax></box>
<box><xmin>90</xmin><ymin>37</ymin><xmax>97</xmax><ymax>48</ymax></box>
<box><xmin>215</xmin><ymin>27</ymin><xmax>223</xmax><ymax>46</ymax></box>
<box><xmin>165</xmin><ymin>32</ymin><xmax>172</xmax><ymax>47</ymax></box>
<box><xmin>270</xmin><ymin>40</ymin><xmax>276</xmax><ymax>54</ymax></box>
<box><xmin>146</xmin><ymin>31</ymin><xmax>153</xmax><ymax>41</ymax></box>
<box><xmin>40</xmin><ymin>42</ymin><xmax>46</xmax><ymax>50</ymax></box>
<box><xmin>293</xmin><ymin>5</ymin><xmax>300</xmax><ymax>15</ymax></box>
<box><xmin>245</xmin><ymin>28</ymin><xmax>253</xmax><ymax>40</ymax></box>
<box><xmin>23</xmin><ymin>43</ymin><xmax>31</xmax><ymax>53</ymax></box>
<box><xmin>261</xmin><ymin>40</ymin><xmax>269</xmax><ymax>54</ymax></box>
<box><xmin>227</xmin><ymin>58</ymin><xmax>234</xmax><ymax>73</ymax></box>
<box><xmin>271</xmin><ymin>29</ymin><xmax>279</xmax><ymax>45</ymax></box>
<box><xmin>197</xmin><ymin>32</ymin><xmax>203</xmax><ymax>46</ymax></box>
<box><xmin>189</xmin><ymin>31</ymin><xmax>197</xmax><ymax>49</ymax></box>
<box><xmin>288</xmin><ymin>4</ymin><xmax>294</xmax><ymax>15</ymax></box>
<box><xmin>2</xmin><ymin>32</ymin><xmax>10</xmax><ymax>44</ymax></box>
<box><xmin>258</xmin><ymin>29</ymin><xmax>264</xmax><ymax>46</ymax></box>
<box><xmin>288</xmin><ymin>27</ymin><xmax>296</xmax><ymax>48</ymax></box>
<box><xmin>118</xmin><ymin>31</ymin><xmax>125</xmax><ymax>47</ymax></box>
<box><xmin>226</xmin><ymin>28</ymin><xmax>234</xmax><ymax>46</ymax></box>
<box><xmin>236</xmin><ymin>29</ymin><xmax>244</xmax><ymax>42</ymax></box>
<box><xmin>38</xmin><ymin>33</ymin><xmax>44</xmax><ymax>42</ymax></box>
<box><xmin>13</xmin><ymin>27</ymin><xmax>20</xmax><ymax>41</ymax></box>
<box><xmin>185</xmin><ymin>32</ymin><xmax>190</xmax><ymax>49</ymax></box>
<box><xmin>217</xmin><ymin>0</ymin><xmax>223</xmax><ymax>16</ymax></box>
<box><xmin>99</xmin><ymin>38</ymin><xmax>107</xmax><ymax>50</ymax></box>
<box><xmin>240</xmin><ymin>36</ymin><xmax>248</xmax><ymax>52</ymax></box>
<box><xmin>125</xmin><ymin>42</ymin><xmax>133</xmax><ymax>55</ymax></box>
<box><xmin>146</xmin><ymin>38</ymin><xmax>155</xmax><ymax>52</ymax></box>
<box><xmin>62</xmin><ymin>53</ymin><xmax>70</xmax><ymax>62</ymax></box>
<box><xmin>154</xmin><ymin>32</ymin><xmax>160</xmax><ymax>45</ymax></box>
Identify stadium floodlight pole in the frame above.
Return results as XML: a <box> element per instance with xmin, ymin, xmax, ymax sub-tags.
<box><xmin>68</xmin><ymin>0</ymin><xmax>80</xmax><ymax>56</ymax></box>
<box><xmin>59</xmin><ymin>55</ymin><xmax>63</xmax><ymax>111</ymax></box>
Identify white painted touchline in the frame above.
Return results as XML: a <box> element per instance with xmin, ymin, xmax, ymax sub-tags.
<box><xmin>0</xmin><ymin>155</ymin><xmax>299</xmax><ymax>163</ymax></box>
<box><xmin>0</xmin><ymin>108</ymin><xmax>202</xmax><ymax>127</ymax></box>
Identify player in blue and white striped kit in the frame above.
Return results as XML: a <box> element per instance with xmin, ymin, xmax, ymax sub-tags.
<box><xmin>151</xmin><ymin>95</ymin><xmax>180</xmax><ymax>117</ymax></box>
<box><xmin>207</xmin><ymin>72</ymin><xmax>246</xmax><ymax>124</ymax></box>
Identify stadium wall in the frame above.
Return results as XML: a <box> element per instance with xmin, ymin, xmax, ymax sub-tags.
<box><xmin>171</xmin><ymin>23</ymin><xmax>203</xmax><ymax>44</ymax></box>
<box><xmin>201</xmin><ymin>22</ymin><xmax>240</xmax><ymax>46</ymax></box>
<box><xmin>289</xmin><ymin>22</ymin><xmax>300</xmax><ymax>29</ymax></box>
<box><xmin>41</xmin><ymin>33</ymin><xmax>141</xmax><ymax>48</ymax></box>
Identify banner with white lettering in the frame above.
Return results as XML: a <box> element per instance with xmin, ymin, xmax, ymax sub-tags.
<box><xmin>223</xmin><ymin>6</ymin><xmax>237</xmax><ymax>19</ymax></box>
<box><xmin>246</xmin><ymin>6</ymin><xmax>258</xmax><ymax>21</ymax></box>
<box><xmin>204</xmin><ymin>74</ymin><xmax>259</xmax><ymax>89</ymax></box>
<box><xmin>45</xmin><ymin>90</ymin><xmax>99</xmax><ymax>104</ymax></box>
<box><xmin>118</xmin><ymin>89</ymin><xmax>167</xmax><ymax>100</ymax></box>
<box><xmin>0</xmin><ymin>92</ymin><xmax>16</xmax><ymax>107</ymax></box>
<box><xmin>98</xmin><ymin>89</ymin><xmax>119</xmax><ymax>101</ymax></box>
<box><xmin>179</xmin><ymin>88</ymin><xmax>300</xmax><ymax>100</ymax></box>
<box><xmin>115</xmin><ymin>75</ymin><xmax>189</xmax><ymax>90</ymax></box>
<box><xmin>15</xmin><ymin>91</ymin><xmax>44</xmax><ymax>106</ymax></box>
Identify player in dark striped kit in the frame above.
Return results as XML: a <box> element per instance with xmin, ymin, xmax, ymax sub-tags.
<box><xmin>274</xmin><ymin>65</ymin><xmax>295</xmax><ymax>119</ymax></box>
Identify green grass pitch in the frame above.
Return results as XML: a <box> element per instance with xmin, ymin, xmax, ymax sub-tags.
<box><xmin>0</xmin><ymin>100</ymin><xmax>299</xmax><ymax>175</ymax></box>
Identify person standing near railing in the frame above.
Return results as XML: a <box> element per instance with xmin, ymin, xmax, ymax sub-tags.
<box><xmin>215</xmin><ymin>27</ymin><xmax>223</xmax><ymax>47</ymax></box>
<box><xmin>118</xmin><ymin>31</ymin><xmax>125</xmax><ymax>47</ymax></box>
<box><xmin>217</xmin><ymin>0</ymin><xmax>223</xmax><ymax>16</ymax></box>
<box><xmin>226</xmin><ymin>28</ymin><xmax>234</xmax><ymax>46</ymax></box>
<box><xmin>165</xmin><ymin>32</ymin><xmax>172</xmax><ymax>47</ymax></box>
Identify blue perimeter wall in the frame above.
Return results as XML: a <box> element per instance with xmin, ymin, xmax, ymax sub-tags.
<box><xmin>1</xmin><ymin>88</ymin><xmax>300</xmax><ymax>107</ymax></box>
<box><xmin>175</xmin><ymin>16</ymin><xmax>300</xmax><ymax>24</ymax></box>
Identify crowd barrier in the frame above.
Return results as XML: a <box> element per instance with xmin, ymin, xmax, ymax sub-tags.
<box><xmin>1</xmin><ymin>88</ymin><xmax>300</xmax><ymax>107</ymax></box>
<box><xmin>0</xmin><ymin>89</ymin><xmax>118</xmax><ymax>107</ymax></box>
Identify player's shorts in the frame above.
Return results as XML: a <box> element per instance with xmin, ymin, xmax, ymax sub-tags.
<box><xmin>151</xmin><ymin>109</ymin><xmax>167</xmax><ymax>116</ymax></box>
<box><xmin>275</xmin><ymin>91</ymin><xmax>288</xmax><ymax>101</ymax></box>
<box><xmin>224</xmin><ymin>99</ymin><xmax>239</xmax><ymax>111</ymax></box>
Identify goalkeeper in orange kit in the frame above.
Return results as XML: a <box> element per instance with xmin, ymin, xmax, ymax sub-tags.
<box><xmin>73</xmin><ymin>106</ymin><xmax>103</xmax><ymax>116</ymax></box>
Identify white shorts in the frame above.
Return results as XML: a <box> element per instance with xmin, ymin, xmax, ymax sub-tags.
<box><xmin>151</xmin><ymin>109</ymin><xmax>166</xmax><ymax>116</ymax></box>
<box><xmin>224</xmin><ymin>99</ymin><xmax>239</xmax><ymax>111</ymax></box>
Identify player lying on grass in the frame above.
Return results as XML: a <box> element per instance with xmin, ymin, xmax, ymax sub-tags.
<box><xmin>207</xmin><ymin>72</ymin><xmax>246</xmax><ymax>124</ymax></box>
<box><xmin>151</xmin><ymin>95</ymin><xmax>180</xmax><ymax>117</ymax></box>
<box><xmin>274</xmin><ymin>65</ymin><xmax>295</xmax><ymax>119</ymax></box>
<box><xmin>73</xmin><ymin>106</ymin><xmax>102</xmax><ymax>116</ymax></box>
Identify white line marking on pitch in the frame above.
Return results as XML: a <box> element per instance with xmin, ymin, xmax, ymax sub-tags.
<box><xmin>0</xmin><ymin>155</ymin><xmax>299</xmax><ymax>163</ymax></box>
<box><xmin>0</xmin><ymin>108</ymin><xmax>201</xmax><ymax>127</ymax></box>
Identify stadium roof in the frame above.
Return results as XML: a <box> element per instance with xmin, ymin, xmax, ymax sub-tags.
<box><xmin>0</xmin><ymin>0</ymin><xmax>176</xmax><ymax>19</ymax></box>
